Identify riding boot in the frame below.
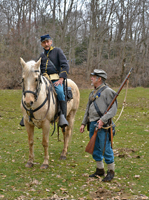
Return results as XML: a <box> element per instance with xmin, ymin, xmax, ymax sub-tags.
<box><xmin>58</xmin><ymin>101</ymin><xmax>69</xmax><ymax>128</ymax></box>
<box><xmin>89</xmin><ymin>168</ymin><xmax>105</xmax><ymax>177</ymax></box>
<box><xmin>20</xmin><ymin>117</ymin><xmax>24</xmax><ymax>126</ymax></box>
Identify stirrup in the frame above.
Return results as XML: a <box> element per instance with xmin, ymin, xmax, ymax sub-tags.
<box><xmin>58</xmin><ymin>114</ymin><xmax>69</xmax><ymax>128</ymax></box>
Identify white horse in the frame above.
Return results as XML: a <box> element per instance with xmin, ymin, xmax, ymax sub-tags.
<box><xmin>20</xmin><ymin>58</ymin><xmax>80</xmax><ymax>169</ymax></box>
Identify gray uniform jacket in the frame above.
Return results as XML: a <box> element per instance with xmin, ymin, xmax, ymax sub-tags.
<box><xmin>82</xmin><ymin>83</ymin><xmax>117</xmax><ymax>125</ymax></box>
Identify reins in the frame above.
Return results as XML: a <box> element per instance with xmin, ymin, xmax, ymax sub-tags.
<box><xmin>22</xmin><ymin>74</ymin><xmax>58</xmax><ymax>135</ymax></box>
<box><xmin>22</xmin><ymin>75</ymin><xmax>52</xmax><ymax>122</ymax></box>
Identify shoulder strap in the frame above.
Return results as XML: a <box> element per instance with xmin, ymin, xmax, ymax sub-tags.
<box><xmin>46</xmin><ymin>49</ymin><xmax>58</xmax><ymax>73</ymax></box>
<box><xmin>94</xmin><ymin>85</ymin><xmax>108</xmax><ymax>99</ymax></box>
<box><xmin>93</xmin><ymin>85</ymin><xmax>108</xmax><ymax>117</ymax></box>
<box><xmin>94</xmin><ymin>101</ymin><xmax>103</xmax><ymax>117</ymax></box>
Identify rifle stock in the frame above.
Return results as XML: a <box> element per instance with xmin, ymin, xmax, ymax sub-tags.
<box><xmin>85</xmin><ymin>127</ymin><xmax>98</xmax><ymax>154</ymax></box>
<box><xmin>85</xmin><ymin>68</ymin><xmax>133</xmax><ymax>154</ymax></box>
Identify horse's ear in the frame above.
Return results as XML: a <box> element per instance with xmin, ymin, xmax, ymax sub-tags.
<box><xmin>35</xmin><ymin>58</ymin><xmax>41</xmax><ymax>70</ymax></box>
<box><xmin>20</xmin><ymin>57</ymin><xmax>26</xmax><ymax>68</ymax></box>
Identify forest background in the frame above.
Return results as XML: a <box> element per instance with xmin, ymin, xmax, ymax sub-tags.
<box><xmin>0</xmin><ymin>0</ymin><xmax>149</xmax><ymax>89</ymax></box>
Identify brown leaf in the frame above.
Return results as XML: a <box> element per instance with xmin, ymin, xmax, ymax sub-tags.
<box><xmin>134</xmin><ymin>175</ymin><xmax>140</xmax><ymax>178</ymax></box>
<box><xmin>60</xmin><ymin>187</ymin><xmax>66</xmax><ymax>191</ymax></box>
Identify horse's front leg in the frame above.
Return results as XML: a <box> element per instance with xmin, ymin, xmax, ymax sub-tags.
<box><xmin>60</xmin><ymin>126</ymin><xmax>70</xmax><ymax>160</ymax></box>
<box><xmin>60</xmin><ymin>110</ymin><xmax>76</xmax><ymax>160</ymax></box>
<box><xmin>24</xmin><ymin>120</ymin><xmax>34</xmax><ymax>168</ymax></box>
<box><xmin>40</xmin><ymin>120</ymin><xmax>50</xmax><ymax>169</ymax></box>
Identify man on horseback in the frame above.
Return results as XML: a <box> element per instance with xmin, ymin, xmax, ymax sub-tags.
<box><xmin>39</xmin><ymin>34</ymin><xmax>69</xmax><ymax>127</ymax></box>
<box><xmin>20</xmin><ymin>34</ymin><xmax>69</xmax><ymax>128</ymax></box>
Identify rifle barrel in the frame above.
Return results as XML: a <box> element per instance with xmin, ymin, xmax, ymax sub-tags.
<box><xmin>105</xmin><ymin>68</ymin><xmax>133</xmax><ymax>113</ymax></box>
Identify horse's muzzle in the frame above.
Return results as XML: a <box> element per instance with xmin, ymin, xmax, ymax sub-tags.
<box><xmin>23</xmin><ymin>90</ymin><xmax>37</xmax><ymax>107</ymax></box>
<box><xmin>24</xmin><ymin>100</ymin><xmax>34</xmax><ymax>107</ymax></box>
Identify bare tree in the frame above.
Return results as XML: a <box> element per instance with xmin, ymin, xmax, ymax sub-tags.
<box><xmin>1</xmin><ymin>0</ymin><xmax>149</xmax><ymax>88</ymax></box>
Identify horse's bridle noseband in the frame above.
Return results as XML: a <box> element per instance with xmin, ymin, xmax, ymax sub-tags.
<box><xmin>22</xmin><ymin>70</ymin><xmax>42</xmax><ymax>102</ymax></box>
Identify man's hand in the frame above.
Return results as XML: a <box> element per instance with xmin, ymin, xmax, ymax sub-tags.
<box><xmin>80</xmin><ymin>124</ymin><xmax>85</xmax><ymax>133</ymax></box>
<box><xmin>53</xmin><ymin>77</ymin><xmax>64</xmax><ymax>86</ymax></box>
<box><xmin>97</xmin><ymin>119</ymin><xmax>104</xmax><ymax>129</ymax></box>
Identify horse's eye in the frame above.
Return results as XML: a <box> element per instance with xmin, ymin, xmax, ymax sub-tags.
<box><xmin>35</xmin><ymin>78</ymin><xmax>38</xmax><ymax>82</ymax></box>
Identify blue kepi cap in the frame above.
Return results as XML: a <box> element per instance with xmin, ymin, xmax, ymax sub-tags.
<box><xmin>40</xmin><ymin>34</ymin><xmax>51</xmax><ymax>42</ymax></box>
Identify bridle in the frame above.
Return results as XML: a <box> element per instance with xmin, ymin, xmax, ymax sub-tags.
<box><xmin>22</xmin><ymin>70</ymin><xmax>42</xmax><ymax>102</ymax></box>
<box><xmin>22</xmin><ymin>71</ymin><xmax>52</xmax><ymax>122</ymax></box>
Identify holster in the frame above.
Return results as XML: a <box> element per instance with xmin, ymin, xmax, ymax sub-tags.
<box><xmin>87</xmin><ymin>121</ymin><xmax>90</xmax><ymax>131</ymax></box>
<box><xmin>108</xmin><ymin>120</ymin><xmax>116</xmax><ymax>141</ymax></box>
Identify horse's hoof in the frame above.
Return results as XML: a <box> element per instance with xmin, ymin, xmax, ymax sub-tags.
<box><xmin>25</xmin><ymin>162</ymin><xmax>34</xmax><ymax>168</ymax></box>
<box><xmin>40</xmin><ymin>164</ymin><xmax>49</xmax><ymax>169</ymax></box>
<box><xmin>60</xmin><ymin>156</ymin><xmax>66</xmax><ymax>160</ymax></box>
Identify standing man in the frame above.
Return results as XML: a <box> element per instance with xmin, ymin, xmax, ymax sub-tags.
<box><xmin>80</xmin><ymin>69</ymin><xmax>117</xmax><ymax>182</ymax></box>
<box><xmin>40</xmin><ymin>34</ymin><xmax>69</xmax><ymax>127</ymax></box>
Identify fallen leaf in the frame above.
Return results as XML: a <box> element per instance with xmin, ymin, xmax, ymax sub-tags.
<box><xmin>134</xmin><ymin>175</ymin><xmax>140</xmax><ymax>178</ymax></box>
<box><xmin>30</xmin><ymin>188</ymin><xmax>36</xmax><ymax>191</ymax></box>
<box><xmin>82</xmin><ymin>173</ymin><xmax>88</xmax><ymax>177</ymax></box>
<box><xmin>60</xmin><ymin>187</ymin><xmax>66</xmax><ymax>191</ymax></box>
<box><xmin>32</xmin><ymin>179</ymin><xmax>39</xmax><ymax>185</ymax></box>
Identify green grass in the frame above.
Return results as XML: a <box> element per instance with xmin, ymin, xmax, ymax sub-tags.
<box><xmin>0</xmin><ymin>87</ymin><xmax>149</xmax><ymax>199</ymax></box>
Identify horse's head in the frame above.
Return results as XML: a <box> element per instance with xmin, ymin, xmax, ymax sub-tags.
<box><xmin>20</xmin><ymin>57</ymin><xmax>41</xmax><ymax>107</ymax></box>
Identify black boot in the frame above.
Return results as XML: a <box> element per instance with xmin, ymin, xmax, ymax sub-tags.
<box><xmin>58</xmin><ymin>101</ymin><xmax>69</xmax><ymax>128</ymax></box>
<box><xmin>102</xmin><ymin>170</ymin><xmax>114</xmax><ymax>182</ymax></box>
<box><xmin>89</xmin><ymin>168</ymin><xmax>105</xmax><ymax>177</ymax></box>
<box><xmin>20</xmin><ymin>117</ymin><xmax>24</xmax><ymax>126</ymax></box>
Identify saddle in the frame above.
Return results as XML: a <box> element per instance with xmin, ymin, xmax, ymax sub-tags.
<box><xmin>46</xmin><ymin>77</ymin><xmax>73</xmax><ymax>102</ymax></box>
<box><xmin>66</xmin><ymin>86</ymin><xmax>73</xmax><ymax>102</ymax></box>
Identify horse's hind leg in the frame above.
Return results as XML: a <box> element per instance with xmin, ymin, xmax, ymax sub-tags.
<box><xmin>25</xmin><ymin>121</ymin><xmax>34</xmax><ymax>168</ymax></box>
<box><xmin>60</xmin><ymin>110</ymin><xmax>76</xmax><ymax>160</ymax></box>
<box><xmin>40</xmin><ymin>120</ymin><xmax>50</xmax><ymax>169</ymax></box>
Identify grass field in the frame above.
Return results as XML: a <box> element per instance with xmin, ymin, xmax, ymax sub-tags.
<box><xmin>0</xmin><ymin>87</ymin><xmax>149</xmax><ymax>199</ymax></box>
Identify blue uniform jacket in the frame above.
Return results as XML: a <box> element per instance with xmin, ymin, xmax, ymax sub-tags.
<box><xmin>39</xmin><ymin>47</ymin><xmax>69</xmax><ymax>79</ymax></box>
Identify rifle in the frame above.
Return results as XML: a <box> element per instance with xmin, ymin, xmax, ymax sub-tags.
<box><xmin>85</xmin><ymin>68</ymin><xmax>133</xmax><ymax>154</ymax></box>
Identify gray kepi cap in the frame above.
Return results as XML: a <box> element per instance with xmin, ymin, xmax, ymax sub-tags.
<box><xmin>90</xmin><ymin>69</ymin><xmax>107</xmax><ymax>80</ymax></box>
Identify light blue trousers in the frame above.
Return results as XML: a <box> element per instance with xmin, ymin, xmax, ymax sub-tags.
<box><xmin>89</xmin><ymin>121</ymin><xmax>114</xmax><ymax>164</ymax></box>
<box><xmin>52</xmin><ymin>80</ymin><xmax>65</xmax><ymax>101</ymax></box>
